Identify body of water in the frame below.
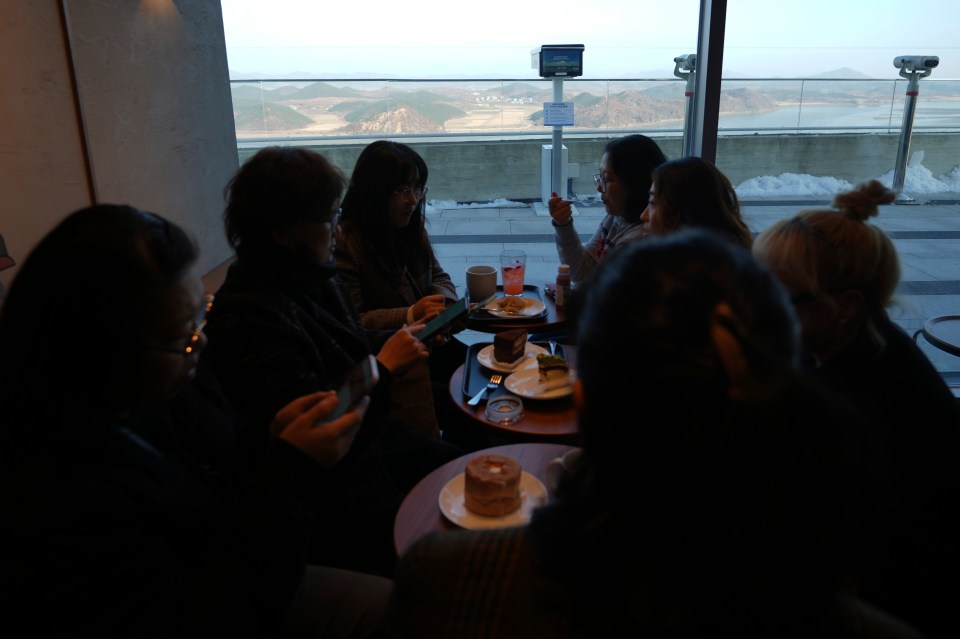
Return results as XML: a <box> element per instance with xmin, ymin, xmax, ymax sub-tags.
<box><xmin>715</xmin><ymin>101</ymin><xmax>960</xmax><ymax>133</ymax></box>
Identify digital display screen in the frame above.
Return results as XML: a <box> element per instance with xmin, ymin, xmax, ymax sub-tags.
<box><xmin>539</xmin><ymin>46</ymin><xmax>584</xmax><ymax>77</ymax></box>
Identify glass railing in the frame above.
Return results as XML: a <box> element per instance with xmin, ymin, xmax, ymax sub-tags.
<box><xmin>230</xmin><ymin>77</ymin><xmax>960</xmax><ymax>143</ymax></box>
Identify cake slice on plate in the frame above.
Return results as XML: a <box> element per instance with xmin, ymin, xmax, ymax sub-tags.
<box><xmin>493</xmin><ymin>328</ymin><xmax>527</xmax><ymax>364</ymax></box>
<box><xmin>536</xmin><ymin>354</ymin><xmax>570</xmax><ymax>389</ymax></box>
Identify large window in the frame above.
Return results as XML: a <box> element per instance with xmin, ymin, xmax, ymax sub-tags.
<box><xmin>220</xmin><ymin>1</ymin><xmax>960</xmax><ymax>374</ymax></box>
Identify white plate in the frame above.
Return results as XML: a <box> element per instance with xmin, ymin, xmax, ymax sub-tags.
<box><xmin>504</xmin><ymin>367</ymin><xmax>576</xmax><ymax>399</ymax></box>
<box><xmin>438</xmin><ymin>471</ymin><xmax>547</xmax><ymax>529</ymax></box>
<box><xmin>484</xmin><ymin>296</ymin><xmax>546</xmax><ymax>319</ymax></box>
<box><xmin>476</xmin><ymin>342</ymin><xmax>548</xmax><ymax>373</ymax></box>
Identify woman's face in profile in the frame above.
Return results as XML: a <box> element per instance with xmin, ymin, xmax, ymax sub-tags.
<box><xmin>272</xmin><ymin>204</ymin><xmax>340</xmax><ymax>265</ymax></box>
<box><xmin>641</xmin><ymin>182</ymin><xmax>668</xmax><ymax>236</ymax></box>
<box><xmin>596</xmin><ymin>153</ymin><xmax>627</xmax><ymax>217</ymax></box>
<box><xmin>767</xmin><ymin>268</ymin><xmax>840</xmax><ymax>362</ymax></box>
<box><xmin>388</xmin><ymin>180</ymin><xmax>423</xmax><ymax>228</ymax></box>
<box><xmin>130</xmin><ymin>275</ymin><xmax>208</xmax><ymax>407</ymax></box>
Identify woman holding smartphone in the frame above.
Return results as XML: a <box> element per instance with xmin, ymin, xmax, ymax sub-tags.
<box><xmin>203</xmin><ymin>146</ymin><xmax>461</xmax><ymax>578</ymax></box>
<box><xmin>336</xmin><ymin>140</ymin><xmax>467</xmax><ymax>442</ymax></box>
<box><xmin>0</xmin><ymin>205</ymin><xmax>389</xmax><ymax>638</ymax></box>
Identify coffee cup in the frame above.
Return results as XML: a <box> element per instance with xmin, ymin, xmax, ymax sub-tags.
<box><xmin>466</xmin><ymin>265</ymin><xmax>497</xmax><ymax>302</ymax></box>
<box><xmin>545</xmin><ymin>448</ymin><xmax>582</xmax><ymax>495</ymax></box>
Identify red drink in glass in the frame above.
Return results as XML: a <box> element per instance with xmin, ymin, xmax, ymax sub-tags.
<box><xmin>502</xmin><ymin>263</ymin><xmax>525</xmax><ymax>295</ymax></box>
<box><xmin>500</xmin><ymin>249</ymin><xmax>526</xmax><ymax>295</ymax></box>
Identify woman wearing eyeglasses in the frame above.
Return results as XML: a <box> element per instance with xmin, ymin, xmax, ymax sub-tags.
<box><xmin>335</xmin><ymin>141</ymin><xmax>463</xmax><ymax>441</ymax></box>
<box><xmin>0</xmin><ymin>205</ymin><xmax>391</xmax><ymax>637</ymax></box>
<box><xmin>548</xmin><ymin>134</ymin><xmax>667</xmax><ymax>283</ymax></box>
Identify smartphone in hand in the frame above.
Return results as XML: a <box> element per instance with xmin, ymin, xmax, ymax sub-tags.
<box><xmin>417</xmin><ymin>297</ymin><xmax>468</xmax><ymax>341</ymax></box>
<box><xmin>325</xmin><ymin>354</ymin><xmax>379</xmax><ymax>422</ymax></box>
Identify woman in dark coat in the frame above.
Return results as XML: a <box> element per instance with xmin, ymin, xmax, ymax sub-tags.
<box><xmin>203</xmin><ymin>146</ymin><xmax>460</xmax><ymax>577</ymax></box>
<box><xmin>0</xmin><ymin>205</ymin><xmax>389</xmax><ymax>638</ymax></box>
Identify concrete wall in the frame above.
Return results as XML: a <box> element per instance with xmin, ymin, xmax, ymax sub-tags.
<box><xmin>241</xmin><ymin>132</ymin><xmax>957</xmax><ymax>203</ymax></box>
<box><xmin>0</xmin><ymin>0</ymin><xmax>238</xmax><ymax>299</ymax></box>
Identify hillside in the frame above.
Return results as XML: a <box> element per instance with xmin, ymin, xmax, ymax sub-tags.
<box><xmin>286</xmin><ymin>82</ymin><xmax>364</xmax><ymax>99</ymax></box>
<box><xmin>335</xmin><ymin>106</ymin><xmax>444</xmax><ymax>134</ymax></box>
<box><xmin>232</xmin><ymin>99</ymin><xmax>314</xmax><ymax>131</ymax></box>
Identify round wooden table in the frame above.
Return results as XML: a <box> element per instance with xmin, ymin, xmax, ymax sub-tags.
<box><xmin>393</xmin><ymin>442</ymin><xmax>577</xmax><ymax>557</ymax></box>
<box><xmin>448</xmin><ymin>345</ymin><xmax>580</xmax><ymax>442</ymax></box>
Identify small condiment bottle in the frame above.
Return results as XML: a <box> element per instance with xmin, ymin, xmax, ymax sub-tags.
<box><xmin>555</xmin><ymin>264</ymin><xmax>572</xmax><ymax>309</ymax></box>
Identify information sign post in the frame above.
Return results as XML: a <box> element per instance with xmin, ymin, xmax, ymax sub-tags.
<box><xmin>531</xmin><ymin>45</ymin><xmax>584</xmax><ymax>214</ymax></box>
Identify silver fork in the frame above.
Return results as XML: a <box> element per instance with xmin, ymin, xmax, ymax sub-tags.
<box><xmin>467</xmin><ymin>373</ymin><xmax>503</xmax><ymax>406</ymax></box>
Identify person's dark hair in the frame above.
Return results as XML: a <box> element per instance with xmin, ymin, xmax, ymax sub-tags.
<box><xmin>224</xmin><ymin>146</ymin><xmax>345</xmax><ymax>260</ymax></box>
<box><xmin>649</xmin><ymin>156</ymin><xmax>753</xmax><ymax>248</ymax></box>
<box><xmin>0</xmin><ymin>205</ymin><xmax>197</xmax><ymax>446</ymax></box>
<box><xmin>339</xmin><ymin>140</ymin><xmax>429</xmax><ymax>268</ymax></box>
<box><xmin>529</xmin><ymin>230</ymin><xmax>864</xmax><ymax>633</ymax></box>
<box><xmin>603</xmin><ymin>134</ymin><xmax>667</xmax><ymax>223</ymax></box>
<box><xmin>574</xmin><ymin>229</ymin><xmax>797</xmax><ymax>466</ymax></box>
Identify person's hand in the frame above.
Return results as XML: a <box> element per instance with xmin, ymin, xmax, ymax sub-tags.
<box><xmin>270</xmin><ymin>391</ymin><xmax>368</xmax><ymax>469</ymax></box>
<box><xmin>376</xmin><ymin>324</ymin><xmax>430</xmax><ymax>375</ymax></box>
<box><xmin>409</xmin><ymin>294</ymin><xmax>447</xmax><ymax>322</ymax></box>
<box><xmin>549</xmin><ymin>192</ymin><xmax>574</xmax><ymax>226</ymax></box>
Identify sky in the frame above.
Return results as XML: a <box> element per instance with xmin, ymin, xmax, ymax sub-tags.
<box><xmin>220</xmin><ymin>0</ymin><xmax>959</xmax><ymax>79</ymax></box>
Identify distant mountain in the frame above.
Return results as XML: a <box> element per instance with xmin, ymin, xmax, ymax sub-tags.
<box><xmin>497</xmin><ymin>82</ymin><xmax>548</xmax><ymax>99</ymax></box>
<box><xmin>569</xmin><ymin>92</ymin><xmax>603</xmax><ymax>107</ymax></box>
<box><xmin>336</xmin><ymin>106</ymin><xmax>445</xmax><ymax>135</ymax></box>
<box><xmin>813</xmin><ymin>67</ymin><xmax>875</xmax><ymax>79</ymax></box>
<box><xmin>231</xmin><ymin>85</ymin><xmax>272</xmax><ymax>102</ymax></box>
<box><xmin>330</xmin><ymin>94</ymin><xmax>466</xmax><ymax>126</ymax></box>
<box><xmin>286</xmin><ymin>82</ymin><xmax>364</xmax><ymax>99</ymax></box>
<box><xmin>232</xmin><ymin>99</ymin><xmax>313</xmax><ymax>131</ymax></box>
<box><xmin>528</xmin><ymin>86</ymin><xmax>777</xmax><ymax>127</ymax></box>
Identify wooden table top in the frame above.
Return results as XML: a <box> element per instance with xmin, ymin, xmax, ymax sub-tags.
<box><xmin>393</xmin><ymin>442</ymin><xmax>578</xmax><ymax>558</ymax></box>
<box><xmin>448</xmin><ymin>344</ymin><xmax>580</xmax><ymax>441</ymax></box>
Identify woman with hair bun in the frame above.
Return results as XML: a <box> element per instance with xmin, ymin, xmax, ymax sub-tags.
<box><xmin>753</xmin><ymin>179</ymin><xmax>960</xmax><ymax>638</ymax></box>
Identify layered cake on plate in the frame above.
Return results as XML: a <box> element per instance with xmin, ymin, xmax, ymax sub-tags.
<box><xmin>463</xmin><ymin>454</ymin><xmax>522</xmax><ymax>517</ymax></box>
<box><xmin>493</xmin><ymin>328</ymin><xmax>527</xmax><ymax>364</ymax></box>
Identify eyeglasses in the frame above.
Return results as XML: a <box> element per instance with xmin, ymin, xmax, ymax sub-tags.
<box><xmin>142</xmin><ymin>293</ymin><xmax>214</xmax><ymax>357</ymax></box>
<box><xmin>393</xmin><ymin>185</ymin><xmax>428</xmax><ymax>199</ymax></box>
<box><xmin>593</xmin><ymin>173</ymin><xmax>618</xmax><ymax>190</ymax></box>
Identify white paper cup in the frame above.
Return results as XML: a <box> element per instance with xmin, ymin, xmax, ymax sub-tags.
<box><xmin>466</xmin><ymin>265</ymin><xmax>497</xmax><ymax>302</ymax></box>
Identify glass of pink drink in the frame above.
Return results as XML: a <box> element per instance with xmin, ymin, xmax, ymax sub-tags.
<box><xmin>500</xmin><ymin>249</ymin><xmax>526</xmax><ymax>295</ymax></box>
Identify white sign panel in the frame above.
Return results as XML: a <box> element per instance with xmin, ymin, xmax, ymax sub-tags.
<box><xmin>543</xmin><ymin>102</ymin><xmax>575</xmax><ymax>127</ymax></box>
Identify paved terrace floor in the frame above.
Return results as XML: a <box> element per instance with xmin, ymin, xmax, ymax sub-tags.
<box><xmin>425</xmin><ymin>196</ymin><xmax>960</xmax><ymax>374</ymax></box>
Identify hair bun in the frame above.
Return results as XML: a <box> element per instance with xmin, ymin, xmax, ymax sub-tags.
<box><xmin>831</xmin><ymin>179</ymin><xmax>895</xmax><ymax>221</ymax></box>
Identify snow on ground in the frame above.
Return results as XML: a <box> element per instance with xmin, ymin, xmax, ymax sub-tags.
<box><xmin>738</xmin><ymin>153</ymin><xmax>960</xmax><ymax>198</ymax></box>
<box><xmin>426</xmin><ymin>158</ymin><xmax>960</xmax><ymax>210</ymax></box>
